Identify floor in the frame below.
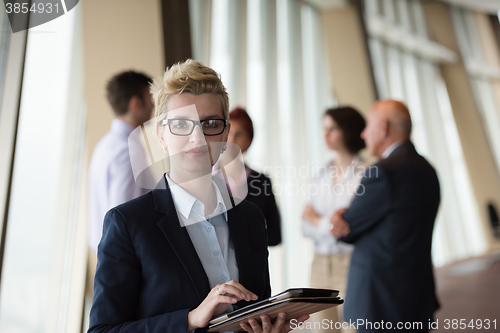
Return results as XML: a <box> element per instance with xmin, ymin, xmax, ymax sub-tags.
<box><xmin>433</xmin><ymin>253</ymin><xmax>500</xmax><ymax>332</ymax></box>
<box><xmin>294</xmin><ymin>252</ymin><xmax>500</xmax><ymax>332</ymax></box>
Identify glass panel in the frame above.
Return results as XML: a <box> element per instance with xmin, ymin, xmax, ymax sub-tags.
<box><xmin>0</xmin><ymin>6</ymin><xmax>11</xmax><ymax>109</ymax></box>
<box><xmin>0</xmin><ymin>7</ymin><xmax>85</xmax><ymax>333</ymax></box>
<box><xmin>364</xmin><ymin>0</ymin><xmax>485</xmax><ymax>265</ymax></box>
<box><xmin>363</xmin><ymin>0</ymin><xmax>381</xmax><ymax>16</ymax></box>
<box><xmin>301</xmin><ymin>4</ymin><xmax>336</xmax><ymax>164</ymax></box>
<box><xmin>452</xmin><ymin>7</ymin><xmax>500</xmax><ymax>178</ymax></box>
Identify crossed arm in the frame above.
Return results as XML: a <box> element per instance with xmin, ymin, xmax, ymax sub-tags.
<box><xmin>330</xmin><ymin>165</ymin><xmax>391</xmax><ymax>243</ymax></box>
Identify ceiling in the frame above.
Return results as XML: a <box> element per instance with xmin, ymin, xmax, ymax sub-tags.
<box><xmin>439</xmin><ymin>0</ymin><xmax>500</xmax><ymax>14</ymax></box>
<box><xmin>302</xmin><ymin>0</ymin><xmax>349</xmax><ymax>10</ymax></box>
<box><xmin>303</xmin><ymin>0</ymin><xmax>500</xmax><ymax>14</ymax></box>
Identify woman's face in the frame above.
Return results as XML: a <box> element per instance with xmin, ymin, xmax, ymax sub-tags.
<box><xmin>159</xmin><ymin>93</ymin><xmax>229</xmax><ymax>175</ymax></box>
<box><xmin>227</xmin><ymin>119</ymin><xmax>252</xmax><ymax>153</ymax></box>
<box><xmin>323</xmin><ymin>115</ymin><xmax>345</xmax><ymax>151</ymax></box>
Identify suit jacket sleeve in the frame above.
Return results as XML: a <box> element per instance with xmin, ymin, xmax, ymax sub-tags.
<box><xmin>247</xmin><ymin>173</ymin><xmax>282</xmax><ymax>246</ymax></box>
<box><xmin>262</xmin><ymin>180</ymin><xmax>281</xmax><ymax>246</ymax></box>
<box><xmin>340</xmin><ymin>165</ymin><xmax>391</xmax><ymax>244</ymax></box>
<box><xmin>88</xmin><ymin>209</ymin><xmax>191</xmax><ymax>333</ymax></box>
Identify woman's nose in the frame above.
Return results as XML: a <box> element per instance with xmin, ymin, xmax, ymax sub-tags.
<box><xmin>189</xmin><ymin>123</ymin><xmax>206</xmax><ymax>144</ymax></box>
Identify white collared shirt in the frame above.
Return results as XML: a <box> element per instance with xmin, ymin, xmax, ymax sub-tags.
<box><xmin>382</xmin><ymin>140</ymin><xmax>403</xmax><ymax>159</ymax></box>
<box><xmin>89</xmin><ymin>119</ymin><xmax>149</xmax><ymax>254</ymax></box>
<box><xmin>302</xmin><ymin>156</ymin><xmax>367</xmax><ymax>254</ymax></box>
<box><xmin>164</xmin><ymin>174</ymin><xmax>239</xmax><ymax>289</ymax></box>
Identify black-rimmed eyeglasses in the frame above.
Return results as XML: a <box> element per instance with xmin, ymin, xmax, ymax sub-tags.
<box><xmin>160</xmin><ymin>118</ymin><xmax>228</xmax><ymax>136</ymax></box>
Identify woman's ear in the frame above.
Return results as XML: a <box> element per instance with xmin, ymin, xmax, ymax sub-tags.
<box><xmin>156</xmin><ymin>125</ymin><xmax>168</xmax><ymax>152</ymax></box>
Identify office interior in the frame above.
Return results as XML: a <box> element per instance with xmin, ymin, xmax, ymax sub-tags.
<box><xmin>0</xmin><ymin>0</ymin><xmax>499</xmax><ymax>332</ymax></box>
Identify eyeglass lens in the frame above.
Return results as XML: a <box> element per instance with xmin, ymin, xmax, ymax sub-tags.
<box><xmin>170</xmin><ymin>119</ymin><xmax>225</xmax><ymax>136</ymax></box>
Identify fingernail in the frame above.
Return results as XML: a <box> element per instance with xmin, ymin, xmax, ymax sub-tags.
<box><xmin>241</xmin><ymin>293</ymin><xmax>246</xmax><ymax>299</ymax></box>
<box><xmin>252</xmin><ymin>294</ymin><xmax>258</xmax><ymax>300</ymax></box>
<box><xmin>232</xmin><ymin>298</ymin><xmax>238</xmax><ymax>302</ymax></box>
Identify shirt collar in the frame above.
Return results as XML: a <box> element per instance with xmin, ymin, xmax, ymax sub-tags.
<box><xmin>165</xmin><ymin>174</ymin><xmax>228</xmax><ymax>223</ymax></box>
<box><xmin>382</xmin><ymin>140</ymin><xmax>403</xmax><ymax>159</ymax></box>
<box><xmin>111</xmin><ymin>119</ymin><xmax>135</xmax><ymax>137</ymax></box>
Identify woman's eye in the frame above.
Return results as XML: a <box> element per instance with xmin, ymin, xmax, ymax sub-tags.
<box><xmin>173</xmin><ymin>120</ymin><xmax>188</xmax><ymax>128</ymax></box>
<box><xmin>203</xmin><ymin>120</ymin><xmax>217</xmax><ymax>128</ymax></box>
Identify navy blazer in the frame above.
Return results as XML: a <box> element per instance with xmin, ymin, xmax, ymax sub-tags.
<box><xmin>88</xmin><ymin>176</ymin><xmax>271</xmax><ymax>333</ymax></box>
<box><xmin>340</xmin><ymin>141</ymin><xmax>440</xmax><ymax>330</ymax></box>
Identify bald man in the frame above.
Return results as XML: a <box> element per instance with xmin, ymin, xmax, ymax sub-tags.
<box><xmin>330</xmin><ymin>100</ymin><xmax>440</xmax><ymax>332</ymax></box>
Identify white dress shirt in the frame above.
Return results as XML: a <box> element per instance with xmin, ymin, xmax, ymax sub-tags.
<box><xmin>382</xmin><ymin>140</ymin><xmax>403</xmax><ymax>159</ymax></box>
<box><xmin>165</xmin><ymin>174</ymin><xmax>239</xmax><ymax>333</ymax></box>
<box><xmin>165</xmin><ymin>174</ymin><xmax>239</xmax><ymax>288</ymax></box>
<box><xmin>89</xmin><ymin>119</ymin><xmax>148</xmax><ymax>254</ymax></box>
<box><xmin>302</xmin><ymin>157</ymin><xmax>367</xmax><ymax>255</ymax></box>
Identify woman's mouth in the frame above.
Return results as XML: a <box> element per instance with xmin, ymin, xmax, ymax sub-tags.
<box><xmin>185</xmin><ymin>147</ymin><xmax>209</xmax><ymax>157</ymax></box>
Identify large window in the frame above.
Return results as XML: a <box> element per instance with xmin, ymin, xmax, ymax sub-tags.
<box><xmin>0</xmin><ymin>6</ymin><xmax>87</xmax><ymax>333</ymax></box>
<box><xmin>364</xmin><ymin>0</ymin><xmax>486</xmax><ymax>266</ymax></box>
<box><xmin>0</xmin><ymin>6</ymin><xmax>10</xmax><ymax>103</ymax></box>
<box><xmin>451</xmin><ymin>8</ymin><xmax>500</xmax><ymax>180</ymax></box>
<box><xmin>189</xmin><ymin>0</ymin><xmax>335</xmax><ymax>291</ymax></box>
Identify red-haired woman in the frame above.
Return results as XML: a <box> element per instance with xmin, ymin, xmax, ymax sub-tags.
<box><xmin>225</xmin><ymin>107</ymin><xmax>282</xmax><ymax>246</ymax></box>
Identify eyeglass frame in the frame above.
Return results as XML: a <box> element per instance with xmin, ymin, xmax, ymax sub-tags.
<box><xmin>160</xmin><ymin>118</ymin><xmax>229</xmax><ymax>136</ymax></box>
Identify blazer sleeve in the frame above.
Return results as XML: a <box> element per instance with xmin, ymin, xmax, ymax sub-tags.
<box><xmin>247</xmin><ymin>173</ymin><xmax>282</xmax><ymax>246</ymax></box>
<box><xmin>340</xmin><ymin>165</ymin><xmax>391</xmax><ymax>244</ymax></box>
<box><xmin>262</xmin><ymin>177</ymin><xmax>282</xmax><ymax>246</ymax></box>
<box><xmin>88</xmin><ymin>209</ymin><xmax>191</xmax><ymax>333</ymax></box>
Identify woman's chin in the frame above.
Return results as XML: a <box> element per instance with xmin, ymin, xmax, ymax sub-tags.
<box><xmin>186</xmin><ymin>158</ymin><xmax>214</xmax><ymax>173</ymax></box>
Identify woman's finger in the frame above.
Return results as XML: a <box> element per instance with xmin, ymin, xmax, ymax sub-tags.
<box><xmin>225</xmin><ymin>280</ymin><xmax>258</xmax><ymax>299</ymax></box>
<box><xmin>248</xmin><ymin>318</ymin><xmax>263</xmax><ymax>333</ymax></box>
<box><xmin>223</xmin><ymin>280</ymin><xmax>258</xmax><ymax>301</ymax></box>
<box><xmin>216</xmin><ymin>283</ymin><xmax>253</xmax><ymax>301</ymax></box>
<box><xmin>211</xmin><ymin>294</ymin><xmax>238</xmax><ymax>307</ymax></box>
<box><xmin>260</xmin><ymin>315</ymin><xmax>272</xmax><ymax>332</ymax></box>
<box><xmin>272</xmin><ymin>313</ymin><xmax>286</xmax><ymax>332</ymax></box>
<box><xmin>240</xmin><ymin>322</ymin><xmax>254</xmax><ymax>333</ymax></box>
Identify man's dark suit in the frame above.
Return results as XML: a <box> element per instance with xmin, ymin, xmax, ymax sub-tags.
<box><xmin>88</xmin><ymin>176</ymin><xmax>271</xmax><ymax>333</ymax></box>
<box><xmin>340</xmin><ymin>141</ymin><xmax>440</xmax><ymax>332</ymax></box>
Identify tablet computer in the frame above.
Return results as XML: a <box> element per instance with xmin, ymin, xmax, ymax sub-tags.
<box><xmin>209</xmin><ymin>288</ymin><xmax>338</xmax><ymax>326</ymax></box>
<box><xmin>208</xmin><ymin>288</ymin><xmax>341</xmax><ymax>331</ymax></box>
<box><xmin>208</xmin><ymin>297</ymin><xmax>343</xmax><ymax>332</ymax></box>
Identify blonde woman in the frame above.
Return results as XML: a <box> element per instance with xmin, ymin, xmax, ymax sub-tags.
<box><xmin>88</xmin><ymin>60</ymin><xmax>308</xmax><ymax>333</ymax></box>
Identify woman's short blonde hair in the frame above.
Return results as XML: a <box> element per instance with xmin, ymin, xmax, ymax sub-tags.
<box><xmin>151</xmin><ymin>59</ymin><xmax>230</xmax><ymax>124</ymax></box>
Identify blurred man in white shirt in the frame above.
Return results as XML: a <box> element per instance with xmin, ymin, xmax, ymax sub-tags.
<box><xmin>88</xmin><ymin>71</ymin><xmax>154</xmax><ymax>254</ymax></box>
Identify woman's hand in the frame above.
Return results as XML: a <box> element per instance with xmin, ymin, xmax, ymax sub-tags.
<box><xmin>187</xmin><ymin>280</ymin><xmax>258</xmax><ymax>332</ymax></box>
<box><xmin>302</xmin><ymin>204</ymin><xmax>321</xmax><ymax>225</ymax></box>
<box><xmin>240</xmin><ymin>313</ymin><xmax>310</xmax><ymax>333</ymax></box>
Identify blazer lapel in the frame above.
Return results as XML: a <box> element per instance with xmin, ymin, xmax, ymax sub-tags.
<box><xmin>227</xmin><ymin>207</ymin><xmax>254</xmax><ymax>291</ymax></box>
<box><xmin>153</xmin><ymin>176</ymin><xmax>211</xmax><ymax>303</ymax></box>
